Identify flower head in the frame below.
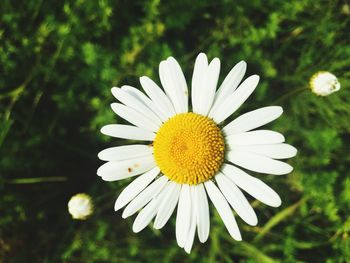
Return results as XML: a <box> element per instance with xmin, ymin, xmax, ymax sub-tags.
<box><xmin>97</xmin><ymin>53</ymin><xmax>297</xmax><ymax>253</ymax></box>
<box><xmin>310</xmin><ymin>71</ymin><xmax>341</xmax><ymax>96</ymax></box>
<box><xmin>68</xmin><ymin>193</ymin><xmax>93</xmax><ymax>220</ymax></box>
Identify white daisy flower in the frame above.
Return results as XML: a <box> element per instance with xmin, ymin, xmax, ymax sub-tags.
<box><xmin>310</xmin><ymin>71</ymin><xmax>341</xmax><ymax>96</ymax></box>
<box><xmin>68</xmin><ymin>193</ymin><xmax>93</xmax><ymax>220</ymax></box>
<box><xmin>97</xmin><ymin>53</ymin><xmax>297</xmax><ymax>253</ymax></box>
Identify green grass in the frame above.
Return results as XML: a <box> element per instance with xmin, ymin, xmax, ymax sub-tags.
<box><xmin>1</xmin><ymin>0</ymin><xmax>350</xmax><ymax>262</ymax></box>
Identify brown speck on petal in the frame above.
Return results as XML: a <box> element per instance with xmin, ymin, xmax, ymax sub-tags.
<box><xmin>128</xmin><ymin>167</ymin><xmax>132</xmax><ymax>172</ymax></box>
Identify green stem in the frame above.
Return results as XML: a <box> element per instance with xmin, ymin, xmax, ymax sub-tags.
<box><xmin>272</xmin><ymin>86</ymin><xmax>308</xmax><ymax>105</ymax></box>
<box><xmin>253</xmin><ymin>198</ymin><xmax>306</xmax><ymax>242</ymax></box>
<box><xmin>5</xmin><ymin>176</ymin><xmax>67</xmax><ymax>184</ymax></box>
<box><xmin>0</xmin><ymin>85</ymin><xmax>25</xmax><ymax>100</ymax></box>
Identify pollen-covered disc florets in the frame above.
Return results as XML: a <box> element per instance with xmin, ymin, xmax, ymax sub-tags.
<box><xmin>153</xmin><ymin>113</ymin><xmax>225</xmax><ymax>185</ymax></box>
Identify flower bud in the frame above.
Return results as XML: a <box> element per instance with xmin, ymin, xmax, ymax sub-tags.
<box><xmin>310</xmin><ymin>71</ymin><xmax>341</xmax><ymax>96</ymax></box>
<box><xmin>68</xmin><ymin>193</ymin><xmax>93</xmax><ymax>220</ymax></box>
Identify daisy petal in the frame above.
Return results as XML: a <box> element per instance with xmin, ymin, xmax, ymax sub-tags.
<box><xmin>97</xmin><ymin>155</ymin><xmax>156</xmax><ymax>181</ymax></box>
<box><xmin>191</xmin><ymin>53</ymin><xmax>208</xmax><ymax>113</ymax></box>
<box><xmin>167</xmin><ymin>57</ymin><xmax>188</xmax><ymax>112</ymax></box>
<box><xmin>215</xmin><ymin>172</ymin><xmax>257</xmax><ymax>226</ymax></box>
<box><xmin>226</xmin><ymin>151</ymin><xmax>293</xmax><ymax>175</ymax></box>
<box><xmin>132</xmin><ymin>183</ymin><xmax>169</xmax><ymax>233</ymax></box>
<box><xmin>111</xmin><ymin>103</ymin><xmax>160</xmax><ymax>132</ymax></box>
<box><xmin>176</xmin><ymin>185</ymin><xmax>191</xmax><ymax>248</ymax></box>
<box><xmin>98</xmin><ymin>144</ymin><xmax>153</xmax><ymax>162</ymax></box>
<box><xmin>114</xmin><ymin>167</ymin><xmax>160</xmax><ymax>211</ymax></box>
<box><xmin>226</xmin><ymin>130</ymin><xmax>285</xmax><ymax>147</ymax></box>
<box><xmin>204</xmin><ymin>180</ymin><xmax>242</xmax><ymax>241</ymax></box>
<box><xmin>159</xmin><ymin>59</ymin><xmax>187</xmax><ymax>114</ymax></box>
<box><xmin>154</xmin><ymin>182</ymin><xmax>181</xmax><ymax>229</ymax></box>
<box><xmin>122</xmin><ymin>176</ymin><xmax>168</xmax><ymax>218</ymax></box>
<box><xmin>197</xmin><ymin>58</ymin><xmax>220</xmax><ymax>116</ymax></box>
<box><xmin>195</xmin><ymin>183</ymin><xmax>210</xmax><ymax>243</ymax></box>
<box><xmin>212</xmin><ymin>60</ymin><xmax>247</xmax><ymax>108</ymax></box>
<box><xmin>121</xmin><ymin>85</ymin><xmax>168</xmax><ymax>122</ymax></box>
<box><xmin>221</xmin><ymin>164</ymin><xmax>281</xmax><ymax>207</ymax></box>
<box><xmin>111</xmin><ymin>87</ymin><xmax>162</xmax><ymax>127</ymax></box>
<box><xmin>140</xmin><ymin>76</ymin><xmax>176</xmax><ymax>119</ymax></box>
<box><xmin>209</xmin><ymin>75</ymin><xmax>260</xmax><ymax>123</ymax></box>
<box><xmin>184</xmin><ymin>186</ymin><xmax>197</xmax><ymax>254</ymax></box>
<box><xmin>132</xmin><ymin>198</ymin><xmax>159</xmax><ymax>233</ymax></box>
<box><xmin>233</xmin><ymin>144</ymin><xmax>298</xmax><ymax>159</ymax></box>
<box><xmin>101</xmin><ymin>124</ymin><xmax>155</xmax><ymax>141</ymax></box>
<box><xmin>223</xmin><ymin>106</ymin><xmax>283</xmax><ymax>135</ymax></box>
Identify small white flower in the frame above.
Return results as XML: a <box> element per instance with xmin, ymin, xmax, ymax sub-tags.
<box><xmin>68</xmin><ymin>193</ymin><xmax>93</xmax><ymax>220</ymax></box>
<box><xmin>98</xmin><ymin>53</ymin><xmax>297</xmax><ymax>253</ymax></box>
<box><xmin>310</xmin><ymin>71</ymin><xmax>341</xmax><ymax>96</ymax></box>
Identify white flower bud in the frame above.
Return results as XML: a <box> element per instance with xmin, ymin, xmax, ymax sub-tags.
<box><xmin>310</xmin><ymin>71</ymin><xmax>341</xmax><ymax>96</ymax></box>
<box><xmin>68</xmin><ymin>193</ymin><xmax>93</xmax><ymax>220</ymax></box>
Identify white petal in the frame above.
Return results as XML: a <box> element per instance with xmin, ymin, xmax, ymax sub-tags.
<box><xmin>197</xmin><ymin>58</ymin><xmax>220</xmax><ymax>116</ymax></box>
<box><xmin>132</xmin><ymin>197</ymin><xmax>159</xmax><ymax>233</ymax></box>
<box><xmin>204</xmin><ymin>180</ymin><xmax>242</xmax><ymax>241</ymax></box>
<box><xmin>221</xmin><ymin>164</ymin><xmax>281</xmax><ymax>207</ymax></box>
<box><xmin>122</xmin><ymin>176</ymin><xmax>168</xmax><ymax>218</ymax></box>
<box><xmin>111</xmin><ymin>103</ymin><xmax>160</xmax><ymax>132</ymax></box>
<box><xmin>167</xmin><ymin>57</ymin><xmax>188</xmax><ymax>112</ymax></box>
<box><xmin>209</xmin><ymin>75</ymin><xmax>260</xmax><ymax>123</ymax></box>
<box><xmin>176</xmin><ymin>185</ymin><xmax>191</xmax><ymax>248</ymax></box>
<box><xmin>211</xmin><ymin>60</ymin><xmax>247</xmax><ymax>109</ymax></box>
<box><xmin>223</xmin><ymin>106</ymin><xmax>283</xmax><ymax>135</ymax></box>
<box><xmin>121</xmin><ymin>85</ymin><xmax>168</xmax><ymax>122</ymax></box>
<box><xmin>140</xmin><ymin>76</ymin><xmax>176</xmax><ymax>119</ymax></box>
<box><xmin>194</xmin><ymin>183</ymin><xmax>210</xmax><ymax>243</ymax></box>
<box><xmin>98</xmin><ymin>144</ymin><xmax>153</xmax><ymax>161</ymax></box>
<box><xmin>114</xmin><ymin>167</ymin><xmax>160</xmax><ymax>211</ymax></box>
<box><xmin>101</xmin><ymin>124</ymin><xmax>155</xmax><ymax>141</ymax></box>
<box><xmin>233</xmin><ymin>144</ymin><xmax>298</xmax><ymax>159</ymax></box>
<box><xmin>111</xmin><ymin>87</ymin><xmax>162</xmax><ymax>127</ymax></box>
<box><xmin>215</xmin><ymin>173</ymin><xmax>257</xmax><ymax>226</ymax></box>
<box><xmin>159</xmin><ymin>60</ymin><xmax>187</xmax><ymax>114</ymax></box>
<box><xmin>154</xmin><ymin>182</ymin><xmax>181</xmax><ymax>229</ymax></box>
<box><xmin>132</xmin><ymin>184</ymin><xmax>169</xmax><ymax>233</ymax></box>
<box><xmin>184</xmin><ymin>186</ymin><xmax>197</xmax><ymax>254</ymax></box>
<box><xmin>226</xmin><ymin>130</ymin><xmax>285</xmax><ymax>147</ymax></box>
<box><xmin>226</xmin><ymin>151</ymin><xmax>293</xmax><ymax>175</ymax></box>
<box><xmin>97</xmin><ymin>155</ymin><xmax>156</xmax><ymax>181</ymax></box>
<box><xmin>191</xmin><ymin>53</ymin><xmax>208</xmax><ymax>113</ymax></box>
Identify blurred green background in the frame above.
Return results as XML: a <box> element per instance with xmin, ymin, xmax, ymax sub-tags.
<box><xmin>1</xmin><ymin>0</ymin><xmax>350</xmax><ymax>262</ymax></box>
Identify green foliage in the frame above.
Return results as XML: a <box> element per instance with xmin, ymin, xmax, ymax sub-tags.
<box><xmin>1</xmin><ymin>0</ymin><xmax>350</xmax><ymax>262</ymax></box>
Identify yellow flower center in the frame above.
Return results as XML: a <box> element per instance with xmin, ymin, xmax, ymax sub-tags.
<box><xmin>153</xmin><ymin>113</ymin><xmax>225</xmax><ymax>185</ymax></box>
